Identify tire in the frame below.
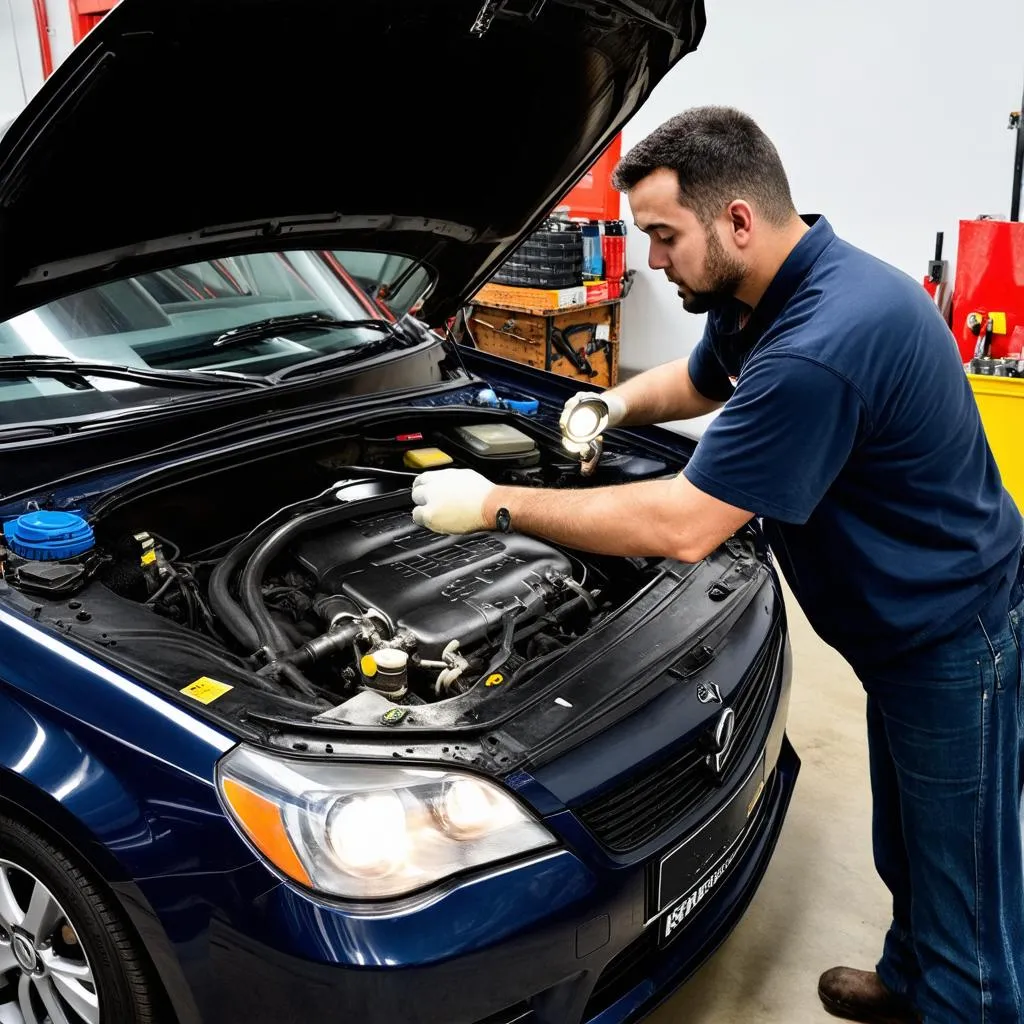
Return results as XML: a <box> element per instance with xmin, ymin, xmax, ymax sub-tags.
<box><xmin>0</xmin><ymin>814</ymin><xmax>158</xmax><ymax>1024</ymax></box>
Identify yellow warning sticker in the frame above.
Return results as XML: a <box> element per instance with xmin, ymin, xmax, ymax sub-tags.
<box><xmin>485</xmin><ymin>673</ymin><xmax>504</xmax><ymax>687</ymax></box>
<box><xmin>180</xmin><ymin>677</ymin><xmax>234</xmax><ymax>704</ymax></box>
<box><xmin>141</xmin><ymin>549</ymin><xmax>157</xmax><ymax>566</ymax></box>
<box><xmin>991</xmin><ymin>311</ymin><xmax>1008</xmax><ymax>335</ymax></box>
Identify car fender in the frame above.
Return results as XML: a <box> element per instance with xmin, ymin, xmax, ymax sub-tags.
<box><xmin>0</xmin><ymin>604</ymin><xmax>242</xmax><ymax>1024</ymax></box>
<box><xmin>0</xmin><ymin>693</ymin><xmax>208</xmax><ymax>1024</ymax></box>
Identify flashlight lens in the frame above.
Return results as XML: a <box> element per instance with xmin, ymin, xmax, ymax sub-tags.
<box><xmin>567</xmin><ymin>404</ymin><xmax>600</xmax><ymax>441</ymax></box>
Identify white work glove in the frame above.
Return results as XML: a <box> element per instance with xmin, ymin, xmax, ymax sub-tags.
<box><xmin>411</xmin><ymin>468</ymin><xmax>495</xmax><ymax>534</ymax></box>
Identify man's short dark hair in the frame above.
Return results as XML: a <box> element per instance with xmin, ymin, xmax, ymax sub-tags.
<box><xmin>612</xmin><ymin>106</ymin><xmax>796</xmax><ymax>227</ymax></box>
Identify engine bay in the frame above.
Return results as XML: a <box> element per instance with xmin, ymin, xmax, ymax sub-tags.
<box><xmin>0</xmin><ymin>412</ymin><xmax>682</xmax><ymax>728</ymax></box>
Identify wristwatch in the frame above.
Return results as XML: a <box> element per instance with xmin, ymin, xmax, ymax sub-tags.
<box><xmin>495</xmin><ymin>507</ymin><xmax>512</xmax><ymax>533</ymax></box>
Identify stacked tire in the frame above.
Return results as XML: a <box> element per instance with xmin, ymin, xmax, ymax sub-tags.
<box><xmin>491</xmin><ymin>219</ymin><xmax>584</xmax><ymax>290</ymax></box>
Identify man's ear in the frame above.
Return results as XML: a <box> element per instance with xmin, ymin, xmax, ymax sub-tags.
<box><xmin>727</xmin><ymin>200</ymin><xmax>754</xmax><ymax>248</ymax></box>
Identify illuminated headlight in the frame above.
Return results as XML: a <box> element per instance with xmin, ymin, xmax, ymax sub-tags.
<box><xmin>217</xmin><ymin>746</ymin><xmax>557</xmax><ymax>900</ymax></box>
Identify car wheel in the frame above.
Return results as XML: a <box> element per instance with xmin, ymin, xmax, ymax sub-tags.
<box><xmin>0</xmin><ymin>815</ymin><xmax>158</xmax><ymax>1024</ymax></box>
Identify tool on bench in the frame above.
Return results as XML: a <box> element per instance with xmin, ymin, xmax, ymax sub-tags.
<box><xmin>550</xmin><ymin>322</ymin><xmax>614</xmax><ymax>380</ymax></box>
<box><xmin>550</xmin><ymin>323</ymin><xmax>600</xmax><ymax>377</ymax></box>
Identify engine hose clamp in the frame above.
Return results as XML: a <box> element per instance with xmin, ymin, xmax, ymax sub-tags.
<box><xmin>253</xmin><ymin>644</ymin><xmax>275</xmax><ymax>666</ymax></box>
<box><xmin>327</xmin><ymin>610</ymin><xmax>360</xmax><ymax>630</ymax></box>
<box><xmin>560</xmin><ymin>575</ymin><xmax>599</xmax><ymax>612</ymax></box>
<box><xmin>365</xmin><ymin>607</ymin><xmax>393</xmax><ymax>636</ymax></box>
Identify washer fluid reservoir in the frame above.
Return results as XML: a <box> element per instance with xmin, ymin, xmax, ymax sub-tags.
<box><xmin>3</xmin><ymin>510</ymin><xmax>96</xmax><ymax>561</ymax></box>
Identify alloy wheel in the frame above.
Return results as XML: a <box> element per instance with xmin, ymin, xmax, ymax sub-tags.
<box><xmin>0</xmin><ymin>859</ymin><xmax>98</xmax><ymax>1024</ymax></box>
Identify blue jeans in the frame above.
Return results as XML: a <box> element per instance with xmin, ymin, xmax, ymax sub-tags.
<box><xmin>858</xmin><ymin>588</ymin><xmax>1024</xmax><ymax>1022</ymax></box>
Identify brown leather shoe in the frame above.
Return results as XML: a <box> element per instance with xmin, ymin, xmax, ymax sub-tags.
<box><xmin>818</xmin><ymin>967</ymin><xmax>920</xmax><ymax>1023</ymax></box>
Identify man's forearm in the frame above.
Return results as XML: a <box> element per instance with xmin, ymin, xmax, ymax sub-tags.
<box><xmin>412</xmin><ymin>468</ymin><xmax>754</xmax><ymax>559</ymax></box>
<box><xmin>484</xmin><ymin>480</ymin><xmax>688</xmax><ymax>559</ymax></box>
<box><xmin>606</xmin><ymin>358</ymin><xmax>722</xmax><ymax>425</ymax></box>
<box><xmin>481</xmin><ymin>475</ymin><xmax>749</xmax><ymax>563</ymax></box>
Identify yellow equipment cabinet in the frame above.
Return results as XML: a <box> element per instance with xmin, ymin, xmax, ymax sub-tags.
<box><xmin>968</xmin><ymin>374</ymin><xmax>1024</xmax><ymax>512</ymax></box>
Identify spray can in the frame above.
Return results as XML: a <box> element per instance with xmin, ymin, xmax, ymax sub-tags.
<box><xmin>582</xmin><ymin>220</ymin><xmax>603</xmax><ymax>278</ymax></box>
<box><xmin>602</xmin><ymin>220</ymin><xmax>626</xmax><ymax>297</ymax></box>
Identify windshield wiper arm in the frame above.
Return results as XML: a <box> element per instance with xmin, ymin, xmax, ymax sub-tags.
<box><xmin>0</xmin><ymin>355</ymin><xmax>269</xmax><ymax>391</ymax></box>
<box><xmin>271</xmin><ymin>333</ymin><xmax>414</xmax><ymax>381</ymax></box>
<box><xmin>212</xmin><ymin>314</ymin><xmax>397</xmax><ymax>350</ymax></box>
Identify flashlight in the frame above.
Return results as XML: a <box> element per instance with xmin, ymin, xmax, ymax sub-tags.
<box><xmin>560</xmin><ymin>394</ymin><xmax>610</xmax><ymax>448</ymax></box>
<box><xmin>559</xmin><ymin>394</ymin><xmax>611</xmax><ymax>476</ymax></box>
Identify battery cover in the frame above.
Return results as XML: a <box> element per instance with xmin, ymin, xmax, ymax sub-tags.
<box><xmin>454</xmin><ymin>423</ymin><xmax>537</xmax><ymax>456</ymax></box>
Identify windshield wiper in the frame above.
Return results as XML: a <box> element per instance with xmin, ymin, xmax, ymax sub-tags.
<box><xmin>212</xmin><ymin>314</ymin><xmax>397</xmax><ymax>350</ymax></box>
<box><xmin>0</xmin><ymin>355</ymin><xmax>269</xmax><ymax>391</ymax></box>
<box><xmin>271</xmin><ymin>333</ymin><xmax>416</xmax><ymax>381</ymax></box>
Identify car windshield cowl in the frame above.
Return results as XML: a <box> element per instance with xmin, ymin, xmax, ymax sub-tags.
<box><xmin>0</xmin><ymin>355</ymin><xmax>270</xmax><ymax>390</ymax></box>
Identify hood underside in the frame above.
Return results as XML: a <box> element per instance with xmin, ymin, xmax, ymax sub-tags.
<box><xmin>0</xmin><ymin>0</ymin><xmax>705</xmax><ymax>326</ymax></box>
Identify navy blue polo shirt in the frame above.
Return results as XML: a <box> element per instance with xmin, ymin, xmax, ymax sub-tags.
<box><xmin>684</xmin><ymin>215</ymin><xmax>1023</xmax><ymax>671</ymax></box>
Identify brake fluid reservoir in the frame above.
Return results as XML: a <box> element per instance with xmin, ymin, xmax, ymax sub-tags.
<box><xmin>362</xmin><ymin>648</ymin><xmax>409</xmax><ymax>698</ymax></box>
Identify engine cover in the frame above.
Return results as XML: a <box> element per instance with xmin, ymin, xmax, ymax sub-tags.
<box><xmin>292</xmin><ymin>509</ymin><xmax>572</xmax><ymax>659</ymax></box>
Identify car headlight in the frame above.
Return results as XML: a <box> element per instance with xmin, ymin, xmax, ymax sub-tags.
<box><xmin>216</xmin><ymin>745</ymin><xmax>557</xmax><ymax>900</ymax></box>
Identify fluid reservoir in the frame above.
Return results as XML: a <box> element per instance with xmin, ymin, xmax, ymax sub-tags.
<box><xmin>362</xmin><ymin>648</ymin><xmax>409</xmax><ymax>698</ymax></box>
<box><xmin>2</xmin><ymin>511</ymin><xmax>95</xmax><ymax>561</ymax></box>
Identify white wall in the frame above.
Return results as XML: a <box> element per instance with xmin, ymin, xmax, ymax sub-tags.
<box><xmin>618</xmin><ymin>0</ymin><xmax>1024</xmax><ymax>377</ymax></box>
<box><xmin>0</xmin><ymin>0</ymin><xmax>75</xmax><ymax>127</ymax></box>
<box><xmin>1</xmin><ymin>0</ymin><xmax>41</xmax><ymax>127</ymax></box>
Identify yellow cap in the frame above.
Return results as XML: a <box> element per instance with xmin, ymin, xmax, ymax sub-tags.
<box><xmin>403</xmin><ymin>447</ymin><xmax>454</xmax><ymax>469</ymax></box>
<box><xmin>360</xmin><ymin>654</ymin><xmax>378</xmax><ymax>677</ymax></box>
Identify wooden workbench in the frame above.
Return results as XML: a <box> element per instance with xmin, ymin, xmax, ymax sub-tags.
<box><xmin>465</xmin><ymin>297</ymin><xmax>621</xmax><ymax>388</ymax></box>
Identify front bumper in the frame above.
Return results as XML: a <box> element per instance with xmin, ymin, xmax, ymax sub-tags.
<box><xmin>151</xmin><ymin>734</ymin><xmax>798</xmax><ymax>1024</ymax></box>
<box><xmin>136</xmin><ymin>575</ymin><xmax>798</xmax><ymax>1024</ymax></box>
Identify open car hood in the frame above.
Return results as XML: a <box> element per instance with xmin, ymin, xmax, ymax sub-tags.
<box><xmin>0</xmin><ymin>0</ymin><xmax>705</xmax><ymax>326</ymax></box>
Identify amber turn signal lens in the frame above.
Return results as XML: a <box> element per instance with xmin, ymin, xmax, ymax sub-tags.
<box><xmin>221</xmin><ymin>778</ymin><xmax>312</xmax><ymax>887</ymax></box>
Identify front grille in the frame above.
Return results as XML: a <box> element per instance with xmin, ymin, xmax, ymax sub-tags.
<box><xmin>574</xmin><ymin>619</ymin><xmax>783</xmax><ymax>853</ymax></box>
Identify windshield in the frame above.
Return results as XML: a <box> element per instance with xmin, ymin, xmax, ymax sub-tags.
<box><xmin>0</xmin><ymin>249</ymin><xmax>430</xmax><ymax>426</ymax></box>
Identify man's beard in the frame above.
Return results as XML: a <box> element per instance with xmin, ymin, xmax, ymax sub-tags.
<box><xmin>678</xmin><ymin>227</ymin><xmax>747</xmax><ymax>315</ymax></box>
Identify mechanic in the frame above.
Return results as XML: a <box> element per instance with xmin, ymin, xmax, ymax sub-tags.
<box><xmin>411</xmin><ymin>106</ymin><xmax>1024</xmax><ymax>1024</ymax></box>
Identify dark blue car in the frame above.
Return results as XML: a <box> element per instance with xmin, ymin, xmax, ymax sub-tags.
<box><xmin>0</xmin><ymin>1</ymin><xmax>799</xmax><ymax>1021</ymax></box>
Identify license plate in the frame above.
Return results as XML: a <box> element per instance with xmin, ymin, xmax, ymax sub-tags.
<box><xmin>656</xmin><ymin>752</ymin><xmax>767</xmax><ymax>946</ymax></box>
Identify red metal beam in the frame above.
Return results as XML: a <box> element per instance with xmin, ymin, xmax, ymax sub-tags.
<box><xmin>32</xmin><ymin>0</ymin><xmax>53</xmax><ymax>78</ymax></box>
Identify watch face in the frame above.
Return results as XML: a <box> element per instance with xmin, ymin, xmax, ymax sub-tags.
<box><xmin>496</xmin><ymin>507</ymin><xmax>512</xmax><ymax>533</ymax></box>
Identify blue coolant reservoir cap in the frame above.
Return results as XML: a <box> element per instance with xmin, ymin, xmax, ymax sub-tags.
<box><xmin>3</xmin><ymin>510</ymin><xmax>95</xmax><ymax>561</ymax></box>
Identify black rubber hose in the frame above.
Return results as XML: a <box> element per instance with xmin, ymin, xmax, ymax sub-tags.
<box><xmin>507</xmin><ymin>644</ymin><xmax>571</xmax><ymax>688</ymax></box>
<box><xmin>208</xmin><ymin>532</ymin><xmax>269</xmax><ymax>651</ymax></box>
<box><xmin>509</xmin><ymin>593</ymin><xmax>592</xmax><ymax>646</ymax></box>
<box><xmin>274</xmin><ymin>617</ymin><xmax>308</xmax><ymax>649</ymax></box>
<box><xmin>239</xmin><ymin>492</ymin><xmax>411</xmax><ymax>659</ymax></box>
<box><xmin>208</xmin><ymin>481</ymin><xmax>398</xmax><ymax>654</ymax></box>
<box><xmin>313</xmin><ymin>593</ymin><xmax>363</xmax><ymax>626</ymax></box>
<box><xmin>277</xmin><ymin>661</ymin><xmax>320</xmax><ymax>699</ymax></box>
<box><xmin>208</xmin><ymin>483</ymin><xmax>361</xmax><ymax>651</ymax></box>
<box><xmin>283</xmin><ymin>619</ymin><xmax>364</xmax><ymax>669</ymax></box>
<box><xmin>473</xmin><ymin>609</ymin><xmax>521</xmax><ymax>686</ymax></box>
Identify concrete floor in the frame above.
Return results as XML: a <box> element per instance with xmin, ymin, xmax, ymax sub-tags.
<box><xmin>648</xmin><ymin>581</ymin><xmax>892</xmax><ymax>1023</ymax></box>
